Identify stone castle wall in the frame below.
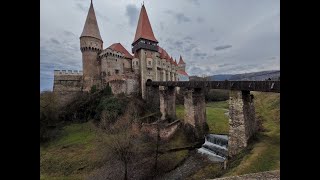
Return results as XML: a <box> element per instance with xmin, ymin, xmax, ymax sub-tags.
<box><xmin>53</xmin><ymin>70</ymin><xmax>83</xmax><ymax>106</ymax></box>
<box><xmin>140</xmin><ymin>120</ymin><xmax>181</xmax><ymax>141</ymax></box>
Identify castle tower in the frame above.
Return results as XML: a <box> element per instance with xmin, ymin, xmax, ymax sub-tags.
<box><xmin>178</xmin><ymin>55</ymin><xmax>186</xmax><ymax>71</ymax></box>
<box><xmin>132</xmin><ymin>4</ymin><xmax>159</xmax><ymax>99</ymax></box>
<box><xmin>80</xmin><ymin>0</ymin><xmax>103</xmax><ymax>92</ymax></box>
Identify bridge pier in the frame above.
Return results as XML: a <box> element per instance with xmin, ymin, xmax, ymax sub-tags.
<box><xmin>183</xmin><ymin>88</ymin><xmax>208</xmax><ymax>141</ymax></box>
<box><xmin>159</xmin><ymin>86</ymin><xmax>176</xmax><ymax>120</ymax></box>
<box><xmin>228</xmin><ymin>90</ymin><xmax>256</xmax><ymax>157</ymax></box>
<box><xmin>146</xmin><ymin>85</ymin><xmax>160</xmax><ymax>111</ymax></box>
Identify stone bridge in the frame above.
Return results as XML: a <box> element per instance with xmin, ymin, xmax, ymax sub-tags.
<box><xmin>146</xmin><ymin>80</ymin><xmax>280</xmax><ymax>157</ymax></box>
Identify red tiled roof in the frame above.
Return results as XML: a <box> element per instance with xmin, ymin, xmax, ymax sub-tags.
<box><xmin>178</xmin><ymin>55</ymin><xmax>186</xmax><ymax>64</ymax></box>
<box><xmin>177</xmin><ymin>70</ymin><xmax>189</xmax><ymax>76</ymax></box>
<box><xmin>108</xmin><ymin>43</ymin><xmax>133</xmax><ymax>59</ymax></box>
<box><xmin>132</xmin><ymin>5</ymin><xmax>158</xmax><ymax>44</ymax></box>
<box><xmin>80</xmin><ymin>1</ymin><xmax>102</xmax><ymax>40</ymax></box>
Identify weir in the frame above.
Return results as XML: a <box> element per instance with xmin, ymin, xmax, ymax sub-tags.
<box><xmin>197</xmin><ymin>134</ymin><xmax>228</xmax><ymax>162</ymax></box>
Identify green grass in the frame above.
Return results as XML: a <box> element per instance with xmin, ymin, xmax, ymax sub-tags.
<box><xmin>223</xmin><ymin>92</ymin><xmax>280</xmax><ymax>176</ymax></box>
<box><xmin>40</xmin><ymin>122</ymin><xmax>108</xmax><ymax>179</ymax></box>
<box><xmin>176</xmin><ymin>101</ymin><xmax>229</xmax><ymax>134</ymax></box>
<box><xmin>40</xmin><ymin>122</ymin><xmax>191</xmax><ymax>179</ymax></box>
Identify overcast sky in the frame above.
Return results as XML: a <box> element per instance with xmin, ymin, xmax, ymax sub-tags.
<box><xmin>40</xmin><ymin>0</ymin><xmax>280</xmax><ymax>91</ymax></box>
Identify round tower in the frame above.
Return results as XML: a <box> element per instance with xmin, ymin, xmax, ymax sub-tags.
<box><xmin>80</xmin><ymin>1</ymin><xmax>103</xmax><ymax>92</ymax></box>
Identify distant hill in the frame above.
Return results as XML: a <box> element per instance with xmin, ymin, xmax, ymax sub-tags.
<box><xmin>209</xmin><ymin>70</ymin><xmax>280</xmax><ymax>81</ymax></box>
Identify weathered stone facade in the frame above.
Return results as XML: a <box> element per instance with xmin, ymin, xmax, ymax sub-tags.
<box><xmin>228</xmin><ymin>90</ymin><xmax>256</xmax><ymax>157</ymax></box>
<box><xmin>160</xmin><ymin>86</ymin><xmax>176</xmax><ymax>120</ymax></box>
<box><xmin>183</xmin><ymin>88</ymin><xmax>208</xmax><ymax>140</ymax></box>
<box><xmin>140</xmin><ymin>120</ymin><xmax>181</xmax><ymax>141</ymax></box>
<box><xmin>53</xmin><ymin>70</ymin><xmax>83</xmax><ymax>106</ymax></box>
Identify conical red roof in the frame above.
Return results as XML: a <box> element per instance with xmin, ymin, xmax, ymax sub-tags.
<box><xmin>80</xmin><ymin>1</ymin><xmax>102</xmax><ymax>40</ymax></box>
<box><xmin>132</xmin><ymin>5</ymin><xmax>158</xmax><ymax>44</ymax></box>
<box><xmin>178</xmin><ymin>55</ymin><xmax>186</xmax><ymax>64</ymax></box>
<box><xmin>108</xmin><ymin>43</ymin><xmax>133</xmax><ymax>59</ymax></box>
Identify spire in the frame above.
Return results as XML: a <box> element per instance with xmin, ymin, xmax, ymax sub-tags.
<box><xmin>178</xmin><ymin>55</ymin><xmax>186</xmax><ymax>64</ymax></box>
<box><xmin>132</xmin><ymin>4</ymin><xmax>158</xmax><ymax>44</ymax></box>
<box><xmin>80</xmin><ymin>1</ymin><xmax>102</xmax><ymax>40</ymax></box>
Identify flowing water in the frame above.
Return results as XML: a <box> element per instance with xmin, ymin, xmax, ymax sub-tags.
<box><xmin>197</xmin><ymin>134</ymin><xmax>228</xmax><ymax>162</ymax></box>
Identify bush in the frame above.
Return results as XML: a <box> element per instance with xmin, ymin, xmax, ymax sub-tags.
<box><xmin>96</xmin><ymin>96</ymin><xmax>129</xmax><ymax>129</ymax></box>
<box><xmin>205</xmin><ymin>89</ymin><xmax>229</xmax><ymax>102</ymax></box>
<box><xmin>40</xmin><ymin>91</ymin><xmax>61</xmax><ymax>142</ymax></box>
<box><xmin>90</xmin><ymin>85</ymin><xmax>97</xmax><ymax>94</ymax></box>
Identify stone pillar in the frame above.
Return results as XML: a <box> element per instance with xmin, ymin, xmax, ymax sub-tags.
<box><xmin>160</xmin><ymin>86</ymin><xmax>176</xmax><ymax>120</ymax></box>
<box><xmin>183</xmin><ymin>88</ymin><xmax>208</xmax><ymax>141</ymax></box>
<box><xmin>146</xmin><ymin>85</ymin><xmax>160</xmax><ymax>111</ymax></box>
<box><xmin>228</xmin><ymin>90</ymin><xmax>256</xmax><ymax>157</ymax></box>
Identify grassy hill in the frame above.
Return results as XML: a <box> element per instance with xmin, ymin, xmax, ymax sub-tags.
<box><xmin>40</xmin><ymin>92</ymin><xmax>279</xmax><ymax>179</ymax></box>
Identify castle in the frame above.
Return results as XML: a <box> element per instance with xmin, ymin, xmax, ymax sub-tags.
<box><xmin>53</xmin><ymin>1</ymin><xmax>189</xmax><ymax>100</ymax></box>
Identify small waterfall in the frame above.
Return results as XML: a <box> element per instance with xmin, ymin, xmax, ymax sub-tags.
<box><xmin>197</xmin><ymin>134</ymin><xmax>228</xmax><ymax>162</ymax></box>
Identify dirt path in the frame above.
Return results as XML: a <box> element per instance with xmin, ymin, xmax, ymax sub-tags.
<box><xmin>155</xmin><ymin>152</ymin><xmax>214</xmax><ymax>180</ymax></box>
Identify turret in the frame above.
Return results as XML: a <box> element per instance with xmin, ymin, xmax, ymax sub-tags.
<box><xmin>178</xmin><ymin>55</ymin><xmax>186</xmax><ymax>71</ymax></box>
<box><xmin>80</xmin><ymin>0</ymin><xmax>103</xmax><ymax>92</ymax></box>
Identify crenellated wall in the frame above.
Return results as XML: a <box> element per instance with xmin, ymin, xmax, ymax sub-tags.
<box><xmin>53</xmin><ymin>70</ymin><xmax>83</xmax><ymax>106</ymax></box>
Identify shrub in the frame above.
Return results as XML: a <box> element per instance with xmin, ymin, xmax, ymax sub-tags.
<box><xmin>40</xmin><ymin>91</ymin><xmax>61</xmax><ymax>142</ymax></box>
<box><xmin>205</xmin><ymin>89</ymin><xmax>229</xmax><ymax>102</ymax></box>
<box><xmin>90</xmin><ymin>85</ymin><xmax>97</xmax><ymax>94</ymax></box>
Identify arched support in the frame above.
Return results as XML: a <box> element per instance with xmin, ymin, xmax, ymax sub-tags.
<box><xmin>228</xmin><ymin>90</ymin><xmax>256</xmax><ymax>157</ymax></box>
<box><xmin>159</xmin><ymin>86</ymin><xmax>176</xmax><ymax>120</ymax></box>
<box><xmin>183</xmin><ymin>88</ymin><xmax>208</xmax><ymax>141</ymax></box>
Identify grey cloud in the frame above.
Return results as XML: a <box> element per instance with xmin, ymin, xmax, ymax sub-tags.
<box><xmin>193</xmin><ymin>52</ymin><xmax>207</xmax><ymax>59</ymax></box>
<box><xmin>214</xmin><ymin>45</ymin><xmax>232</xmax><ymax>51</ymax></box>
<box><xmin>183</xmin><ymin>36</ymin><xmax>193</xmax><ymax>41</ymax></box>
<box><xmin>218</xmin><ymin>63</ymin><xmax>232</xmax><ymax>67</ymax></box>
<box><xmin>176</xmin><ymin>13</ymin><xmax>191</xmax><ymax>23</ymax></box>
<box><xmin>210</xmin><ymin>28</ymin><xmax>215</xmax><ymax>33</ymax></box>
<box><xmin>165</xmin><ymin>10</ymin><xmax>191</xmax><ymax>23</ymax></box>
<box><xmin>187</xmin><ymin>0</ymin><xmax>200</xmax><ymax>6</ymax></box>
<box><xmin>196</xmin><ymin>17</ymin><xmax>204</xmax><ymax>23</ymax></box>
<box><xmin>50</xmin><ymin>38</ymin><xmax>60</xmax><ymax>44</ymax></box>
<box><xmin>125</xmin><ymin>4</ymin><xmax>139</xmax><ymax>27</ymax></box>
<box><xmin>63</xmin><ymin>31</ymin><xmax>76</xmax><ymax>37</ymax></box>
<box><xmin>184</xmin><ymin>43</ymin><xmax>197</xmax><ymax>52</ymax></box>
<box><xmin>76</xmin><ymin>3</ymin><xmax>87</xmax><ymax>12</ymax></box>
<box><xmin>76</xmin><ymin>3</ymin><xmax>108</xmax><ymax>22</ymax></box>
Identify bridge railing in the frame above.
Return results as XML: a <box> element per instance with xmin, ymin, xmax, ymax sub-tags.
<box><xmin>146</xmin><ymin>81</ymin><xmax>280</xmax><ymax>93</ymax></box>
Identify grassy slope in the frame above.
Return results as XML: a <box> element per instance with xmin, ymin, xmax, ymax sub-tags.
<box><xmin>176</xmin><ymin>101</ymin><xmax>229</xmax><ymax>134</ymax></box>
<box><xmin>40</xmin><ymin>122</ymin><xmax>191</xmax><ymax>179</ymax></box>
<box><xmin>40</xmin><ymin>122</ymin><xmax>109</xmax><ymax>179</ymax></box>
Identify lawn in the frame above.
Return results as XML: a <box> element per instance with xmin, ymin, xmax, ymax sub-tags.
<box><xmin>40</xmin><ymin>121</ymin><xmax>191</xmax><ymax>179</ymax></box>
<box><xmin>40</xmin><ymin>122</ymin><xmax>108</xmax><ymax>179</ymax></box>
<box><xmin>176</xmin><ymin>100</ymin><xmax>229</xmax><ymax>134</ymax></box>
